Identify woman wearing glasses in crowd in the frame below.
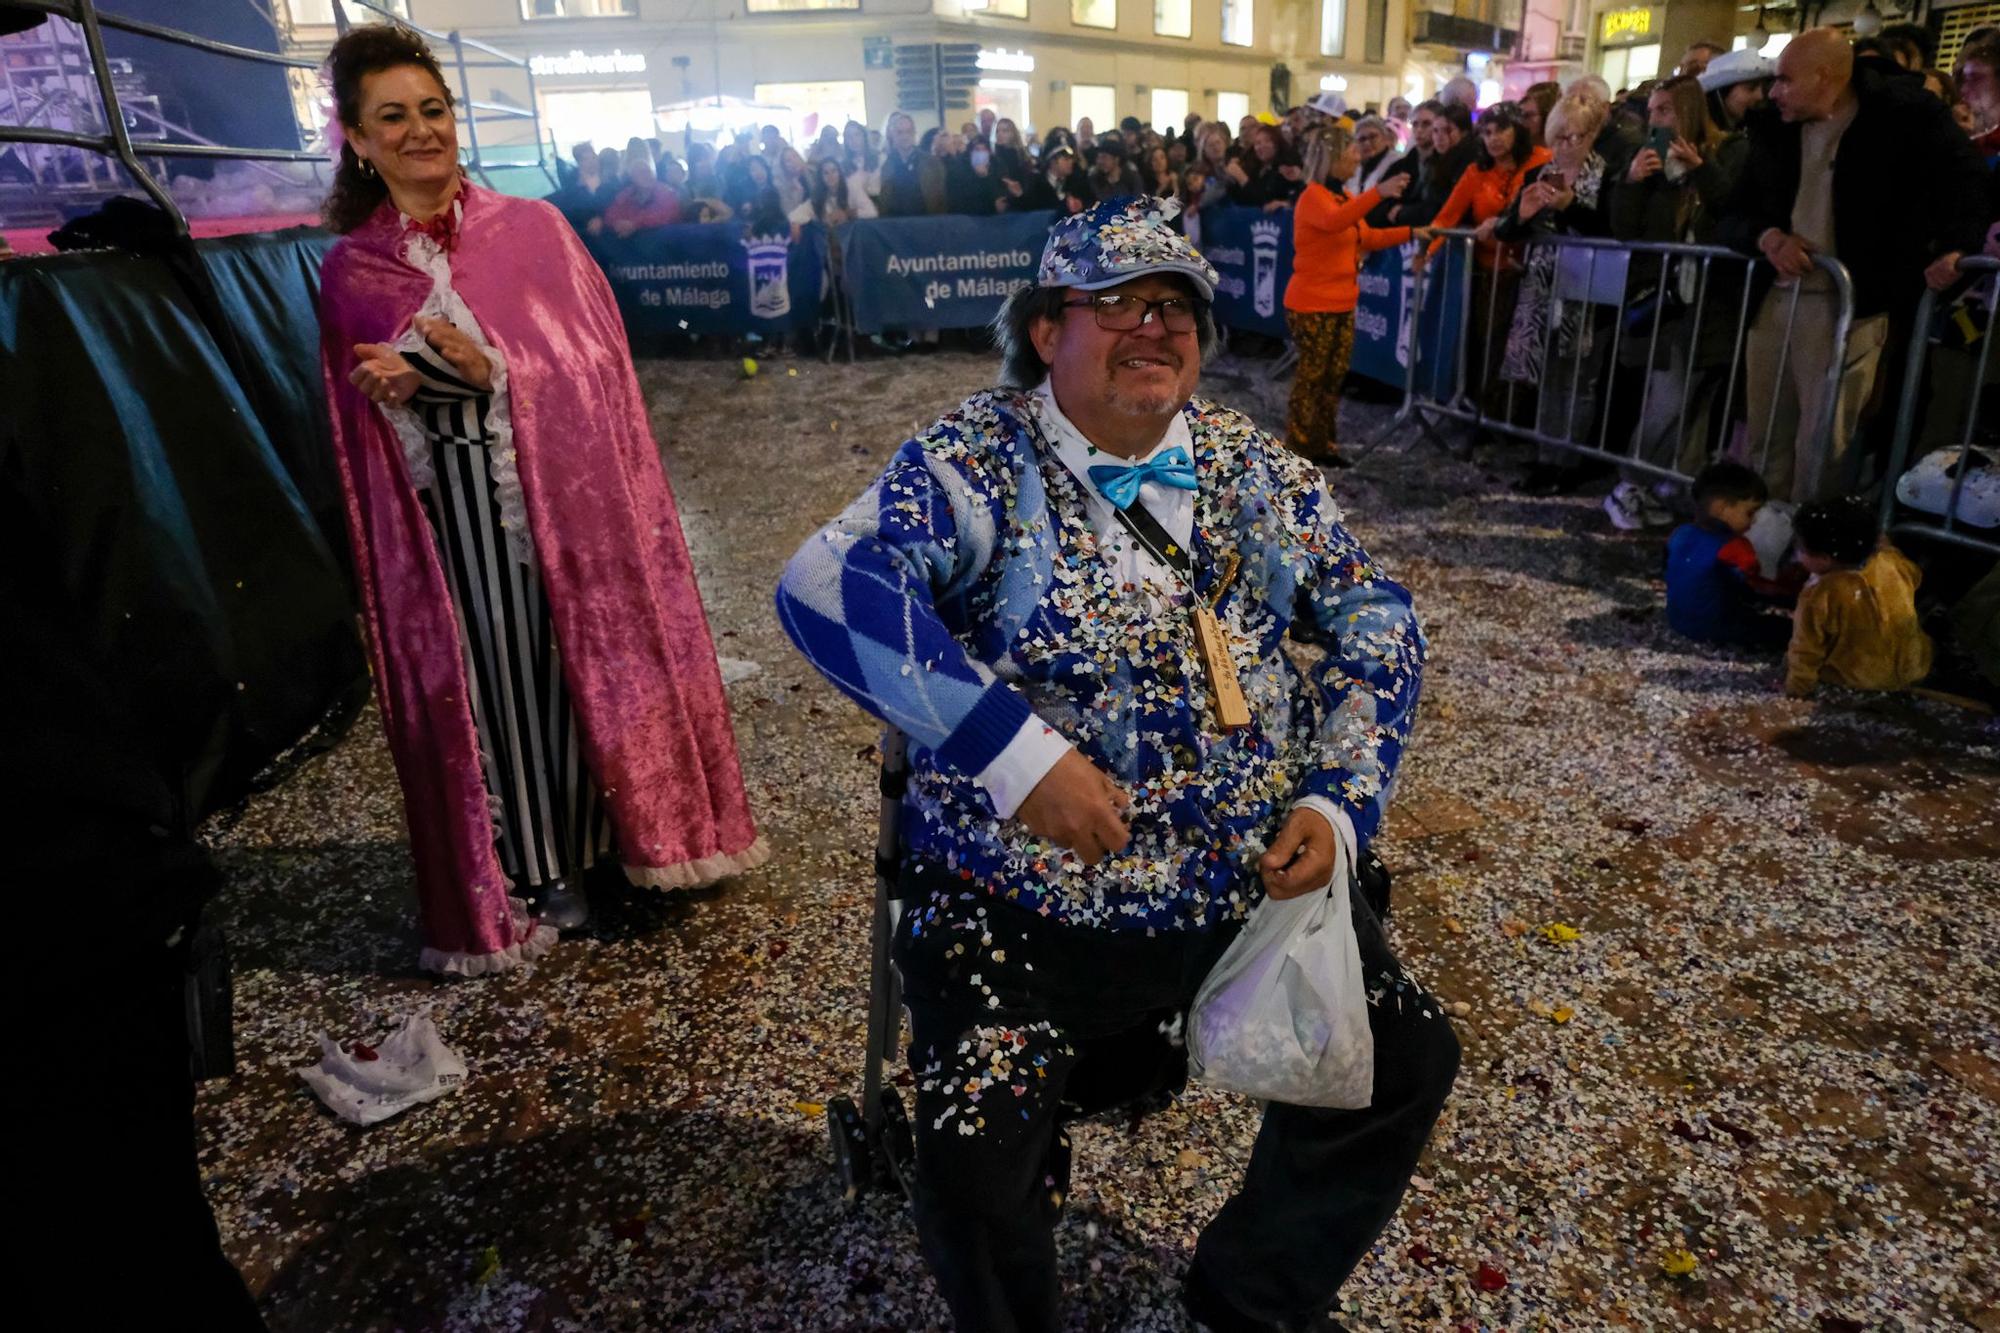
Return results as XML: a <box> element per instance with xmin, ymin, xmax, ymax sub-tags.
<box><xmin>1414</xmin><ymin>102</ymin><xmax>1546</xmax><ymax>421</ymax></box>
<box><xmin>1603</xmin><ymin>72</ymin><xmax>1749</xmax><ymax>526</ymax></box>
<box><xmin>1344</xmin><ymin>115</ymin><xmax>1402</xmax><ymax>197</ymax></box>
<box><xmin>1495</xmin><ymin>93</ymin><xmax>1617</xmax><ymax>496</ymax></box>
<box><xmin>1282</xmin><ymin>125</ymin><xmax>1420</xmax><ymax>467</ymax></box>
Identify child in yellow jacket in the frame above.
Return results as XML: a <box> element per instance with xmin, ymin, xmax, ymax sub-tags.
<box><xmin>1785</xmin><ymin>498</ymin><xmax>1934</xmax><ymax>698</ymax></box>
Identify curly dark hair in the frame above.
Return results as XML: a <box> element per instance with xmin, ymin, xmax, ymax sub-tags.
<box><xmin>1474</xmin><ymin>101</ymin><xmax>1534</xmax><ymax>170</ymax></box>
<box><xmin>322</xmin><ymin>25</ymin><xmax>456</xmax><ymax>234</ymax></box>
<box><xmin>1793</xmin><ymin>496</ymin><xmax>1880</xmax><ymax>567</ymax></box>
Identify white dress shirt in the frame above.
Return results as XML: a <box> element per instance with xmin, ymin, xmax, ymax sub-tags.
<box><xmin>972</xmin><ymin>382</ymin><xmax>1356</xmax><ymax>883</ymax></box>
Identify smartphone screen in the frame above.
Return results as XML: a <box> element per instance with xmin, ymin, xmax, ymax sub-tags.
<box><xmin>1648</xmin><ymin>126</ymin><xmax>1674</xmax><ymax>157</ymax></box>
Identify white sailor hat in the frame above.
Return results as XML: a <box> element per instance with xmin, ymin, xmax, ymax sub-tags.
<box><xmin>1699</xmin><ymin>48</ymin><xmax>1777</xmax><ymax>92</ymax></box>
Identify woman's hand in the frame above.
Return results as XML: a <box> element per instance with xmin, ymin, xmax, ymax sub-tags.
<box><xmin>1666</xmin><ymin>136</ymin><xmax>1703</xmax><ymax>169</ymax></box>
<box><xmin>412</xmin><ymin>315</ymin><xmax>493</xmax><ymax>391</ymax></box>
<box><xmin>1520</xmin><ymin>179</ymin><xmax>1572</xmax><ymax>220</ymax></box>
<box><xmin>1626</xmin><ymin>147</ymin><xmax>1662</xmax><ymax>184</ymax></box>
<box><xmin>1473</xmin><ymin>216</ymin><xmax>1499</xmax><ymax>243</ymax></box>
<box><xmin>1376</xmin><ymin>172</ymin><xmax>1410</xmax><ymax>200</ymax></box>
<box><xmin>1262</xmin><ymin>198</ymin><xmax>1291</xmax><ymax>212</ymax></box>
<box><xmin>1225</xmin><ymin>159</ymin><xmax>1250</xmax><ymax>186</ymax></box>
<box><xmin>348</xmin><ymin>343</ymin><xmax>419</xmax><ymax>406</ymax></box>
<box><xmin>1002</xmin><ymin>176</ymin><xmax>1023</xmax><ymax>196</ymax></box>
<box><xmin>1279</xmin><ymin>163</ymin><xmax>1303</xmax><ymax>182</ymax></box>
<box><xmin>1925</xmin><ymin>250</ymin><xmax>1964</xmax><ymax>291</ymax></box>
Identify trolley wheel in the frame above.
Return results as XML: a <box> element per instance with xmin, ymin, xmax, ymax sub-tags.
<box><xmin>827</xmin><ymin>1095</ymin><xmax>875</xmax><ymax>1202</ymax></box>
<box><xmin>876</xmin><ymin>1088</ymin><xmax>917</xmax><ymax>1200</ymax></box>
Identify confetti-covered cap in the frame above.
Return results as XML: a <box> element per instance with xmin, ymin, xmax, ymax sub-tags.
<box><xmin>1036</xmin><ymin>194</ymin><xmax>1219</xmax><ymax>302</ymax></box>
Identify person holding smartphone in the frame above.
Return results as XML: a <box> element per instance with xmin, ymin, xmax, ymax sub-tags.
<box><xmin>1492</xmin><ymin>94</ymin><xmax>1619</xmax><ymax>495</ymax></box>
<box><xmin>1604</xmin><ymin>74</ymin><xmax>1752</xmax><ymax>526</ymax></box>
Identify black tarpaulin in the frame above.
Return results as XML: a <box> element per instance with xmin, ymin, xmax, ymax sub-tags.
<box><xmin>0</xmin><ymin>230</ymin><xmax>364</xmax><ymax>829</ymax></box>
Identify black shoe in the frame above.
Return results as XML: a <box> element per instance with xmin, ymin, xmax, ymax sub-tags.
<box><xmin>1182</xmin><ymin>1263</ymin><xmax>1349</xmax><ymax>1333</ymax></box>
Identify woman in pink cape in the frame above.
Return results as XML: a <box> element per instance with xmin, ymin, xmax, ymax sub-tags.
<box><xmin>317</xmin><ymin>26</ymin><xmax>764</xmax><ymax>974</ymax></box>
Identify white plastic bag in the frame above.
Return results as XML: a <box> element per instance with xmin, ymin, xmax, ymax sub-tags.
<box><xmin>297</xmin><ymin>1013</ymin><xmax>467</xmax><ymax>1127</ymax></box>
<box><xmin>1186</xmin><ymin>828</ymin><xmax>1375</xmax><ymax>1109</ymax></box>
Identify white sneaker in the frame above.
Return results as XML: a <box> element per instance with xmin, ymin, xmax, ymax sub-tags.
<box><xmin>1603</xmin><ymin>481</ymin><xmax>1648</xmax><ymax>531</ymax></box>
<box><xmin>1638</xmin><ymin>486</ymin><xmax>1676</xmax><ymax>528</ymax></box>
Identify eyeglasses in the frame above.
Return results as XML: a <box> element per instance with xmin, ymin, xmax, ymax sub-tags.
<box><xmin>1061</xmin><ymin>292</ymin><xmax>1201</xmax><ymax>333</ymax></box>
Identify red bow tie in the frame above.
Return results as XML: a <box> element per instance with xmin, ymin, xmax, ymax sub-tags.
<box><xmin>405</xmin><ymin>208</ymin><xmax>458</xmax><ymax>251</ymax></box>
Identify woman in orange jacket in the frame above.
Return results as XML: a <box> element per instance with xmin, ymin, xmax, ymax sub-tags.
<box><xmin>1420</xmin><ymin>102</ymin><xmax>1549</xmax><ymax>267</ymax></box>
<box><xmin>1283</xmin><ymin>124</ymin><xmax>1424</xmax><ymax>466</ymax></box>
<box><xmin>1412</xmin><ymin>101</ymin><xmax>1547</xmax><ymax>416</ymax></box>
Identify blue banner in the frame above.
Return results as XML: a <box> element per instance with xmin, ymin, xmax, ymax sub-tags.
<box><xmin>1351</xmin><ymin>243</ymin><xmax>1415</xmax><ymax>389</ymax></box>
<box><xmin>1408</xmin><ymin>242</ymin><xmax>1470</xmax><ymax>402</ymax></box>
<box><xmin>1198</xmin><ymin>206</ymin><xmax>1295</xmax><ymax>340</ymax></box>
<box><xmin>588</xmin><ymin>221</ymin><xmax>824</xmax><ymax>337</ymax></box>
<box><xmin>841</xmin><ymin>211</ymin><xmax>1053</xmax><ymax>333</ymax></box>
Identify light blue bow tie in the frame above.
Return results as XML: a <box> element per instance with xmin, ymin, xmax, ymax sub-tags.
<box><xmin>1087</xmin><ymin>446</ymin><xmax>1198</xmax><ymax>510</ymax></box>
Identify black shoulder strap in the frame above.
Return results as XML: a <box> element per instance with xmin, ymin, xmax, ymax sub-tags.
<box><xmin>1108</xmin><ymin>498</ymin><xmax>1194</xmax><ymax>581</ymax></box>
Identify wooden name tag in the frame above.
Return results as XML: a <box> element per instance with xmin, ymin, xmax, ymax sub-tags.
<box><xmin>1191</xmin><ymin>603</ymin><xmax>1251</xmax><ymax>732</ymax></box>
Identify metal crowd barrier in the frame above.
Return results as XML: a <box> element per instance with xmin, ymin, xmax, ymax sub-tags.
<box><xmin>0</xmin><ymin>0</ymin><xmax>326</xmax><ymax>235</ymax></box>
<box><xmin>336</xmin><ymin>0</ymin><xmax>557</xmax><ymax>194</ymax></box>
<box><xmin>0</xmin><ymin>1</ymin><xmax>559</xmax><ymax>238</ymax></box>
<box><xmin>1363</xmin><ymin>227</ymin><xmax>1857</xmax><ymax>492</ymax></box>
<box><xmin>1875</xmin><ymin>255</ymin><xmax>1999</xmax><ymax>558</ymax></box>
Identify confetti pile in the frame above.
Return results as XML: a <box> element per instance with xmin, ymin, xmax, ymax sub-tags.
<box><xmin>198</xmin><ymin>351</ymin><xmax>1999</xmax><ymax>1331</ymax></box>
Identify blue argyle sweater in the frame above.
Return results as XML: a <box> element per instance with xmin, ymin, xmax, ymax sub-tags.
<box><xmin>775</xmin><ymin>389</ymin><xmax>1424</xmax><ymax>931</ymax></box>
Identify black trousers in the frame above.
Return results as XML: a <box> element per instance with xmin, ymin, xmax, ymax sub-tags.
<box><xmin>894</xmin><ymin>876</ymin><xmax>1461</xmax><ymax>1332</ymax></box>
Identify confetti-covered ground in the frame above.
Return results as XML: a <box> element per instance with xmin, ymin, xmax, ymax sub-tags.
<box><xmin>201</xmin><ymin>348</ymin><xmax>2000</xmax><ymax>1332</ymax></box>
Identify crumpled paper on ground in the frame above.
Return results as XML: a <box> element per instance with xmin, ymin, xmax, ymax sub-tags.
<box><xmin>297</xmin><ymin>1013</ymin><xmax>466</xmax><ymax>1126</ymax></box>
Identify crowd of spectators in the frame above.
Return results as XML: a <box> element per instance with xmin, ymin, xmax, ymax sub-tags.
<box><xmin>539</xmin><ymin>27</ymin><xmax>1997</xmax><ymax>694</ymax></box>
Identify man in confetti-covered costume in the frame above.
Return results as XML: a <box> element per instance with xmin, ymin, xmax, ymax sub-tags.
<box><xmin>777</xmin><ymin>196</ymin><xmax>1458</xmax><ymax>1333</ymax></box>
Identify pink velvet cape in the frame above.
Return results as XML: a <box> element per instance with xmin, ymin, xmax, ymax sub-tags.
<box><xmin>318</xmin><ymin>182</ymin><xmax>765</xmax><ymax>969</ymax></box>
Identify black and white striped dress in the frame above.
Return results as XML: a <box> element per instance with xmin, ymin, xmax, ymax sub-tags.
<box><xmin>404</xmin><ymin>342</ymin><xmax>613</xmax><ymax>888</ymax></box>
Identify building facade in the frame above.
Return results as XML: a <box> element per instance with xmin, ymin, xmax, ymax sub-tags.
<box><xmin>281</xmin><ymin>0</ymin><xmax>1454</xmax><ymax>158</ymax></box>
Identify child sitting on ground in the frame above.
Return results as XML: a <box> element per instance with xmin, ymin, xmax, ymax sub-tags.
<box><xmin>1665</xmin><ymin>462</ymin><xmax>1798</xmax><ymax>649</ymax></box>
<box><xmin>1784</xmin><ymin>497</ymin><xmax>1935</xmax><ymax>699</ymax></box>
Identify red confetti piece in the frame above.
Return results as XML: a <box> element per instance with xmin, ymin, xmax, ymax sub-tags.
<box><xmin>1475</xmin><ymin>1263</ymin><xmax>1508</xmax><ymax>1291</ymax></box>
<box><xmin>350</xmin><ymin>1041</ymin><xmax>378</xmax><ymax>1062</ymax></box>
